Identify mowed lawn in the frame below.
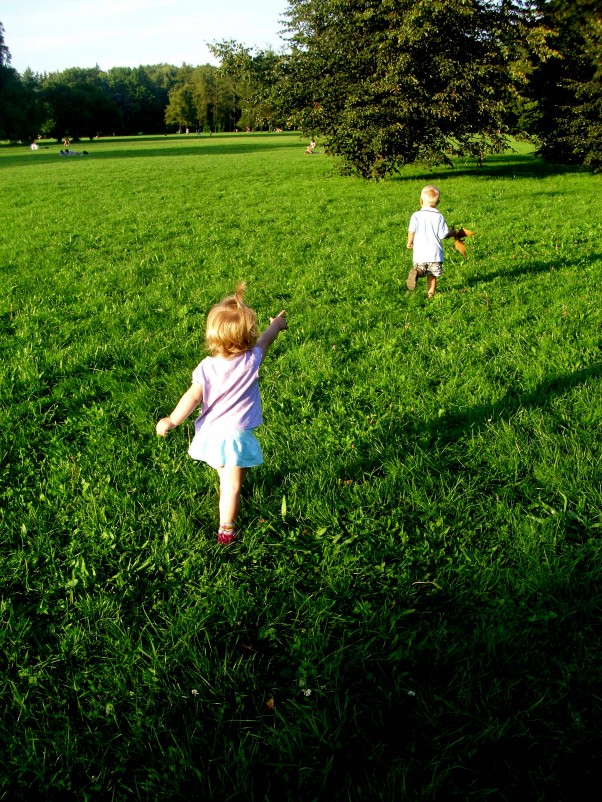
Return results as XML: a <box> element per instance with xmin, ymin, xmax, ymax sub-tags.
<box><xmin>1</xmin><ymin>132</ymin><xmax>601</xmax><ymax>801</ymax></box>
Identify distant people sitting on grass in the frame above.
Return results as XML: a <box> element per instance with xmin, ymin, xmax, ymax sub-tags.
<box><xmin>305</xmin><ymin>138</ymin><xmax>316</xmax><ymax>154</ymax></box>
<box><xmin>30</xmin><ymin>142</ymin><xmax>39</xmax><ymax>150</ymax></box>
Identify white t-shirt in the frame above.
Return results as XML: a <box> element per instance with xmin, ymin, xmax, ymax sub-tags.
<box><xmin>408</xmin><ymin>207</ymin><xmax>449</xmax><ymax>263</ymax></box>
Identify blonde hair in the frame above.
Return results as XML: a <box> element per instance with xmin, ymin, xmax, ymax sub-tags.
<box><xmin>205</xmin><ymin>282</ymin><xmax>258</xmax><ymax>358</ymax></box>
<box><xmin>420</xmin><ymin>185</ymin><xmax>441</xmax><ymax>207</ymax></box>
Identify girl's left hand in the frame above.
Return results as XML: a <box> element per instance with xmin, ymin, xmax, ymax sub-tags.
<box><xmin>156</xmin><ymin>417</ymin><xmax>175</xmax><ymax>436</ymax></box>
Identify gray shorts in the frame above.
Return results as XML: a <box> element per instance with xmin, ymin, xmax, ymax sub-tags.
<box><xmin>415</xmin><ymin>261</ymin><xmax>443</xmax><ymax>277</ymax></box>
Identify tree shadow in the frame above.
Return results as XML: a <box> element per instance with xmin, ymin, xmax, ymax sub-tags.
<box><xmin>391</xmin><ymin>151</ymin><xmax>587</xmax><ymax>183</ymax></box>
<box><xmin>427</xmin><ymin>363</ymin><xmax>602</xmax><ymax>445</ymax></box>
<box><xmin>333</xmin><ymin>362</ymin><xmax>601</xmax><ymax>486</ymax></box>
<box><xmin>247</xmin><ymin>363</ymin><xmax>602</xmax><ymax>512</ymax></box>
<box><xmin>0</xmin><ymin>133</ymin><xmax>304</xmax><ymax>167</ymax></box>
<box><xmin>464</xmin><ymin>254</ymin><xmax>602</xmax><ymax>286</ymax></box>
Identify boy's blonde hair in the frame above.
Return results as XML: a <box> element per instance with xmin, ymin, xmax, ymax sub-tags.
<box><xmin>205</xmin><ymin>282</ymin><xmax>258</xmax><ymax>358</ymax></box>
<box><xmin>420</xmin><ymin>185</ymin><xmax>441</xmax><ymax>207</ymax></box>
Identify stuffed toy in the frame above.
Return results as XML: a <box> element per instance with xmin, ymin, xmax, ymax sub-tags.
<box><xmin>451</xmin><ymin>228</ymin><xmax>475</xmax><ymax>257</ymax></box>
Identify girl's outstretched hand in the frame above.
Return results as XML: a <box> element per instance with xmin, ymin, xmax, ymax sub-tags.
<box><xmin>156</xmin><ymin>417</ymin><xmax>175</xmax><ymax>436</ymax></box>
<box><xmin>270</xmin><ymin>310</ymin><xmax>288</xmax><ymax>331</ymax></box>
<box><xmin>257</xmin><ymin>310</ymin><xmax>288</xmax><ymax>358</ymax></box>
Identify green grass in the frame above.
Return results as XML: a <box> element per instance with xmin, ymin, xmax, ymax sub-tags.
<box><xmin>1</xmin><ymin>132</ymin><xmax>601</xmax><ymax>801</ymax></box>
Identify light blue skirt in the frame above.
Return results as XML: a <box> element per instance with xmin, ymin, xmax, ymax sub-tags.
<box><xmin>188</xmin><ymin>428</ymin><xmax>264</xmax><ymax>469</ymax></box>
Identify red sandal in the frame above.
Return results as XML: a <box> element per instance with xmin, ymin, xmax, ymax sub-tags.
<box><xmin>217</xmin><ymin>524</ymin><xmax>238</xmax><ymax>545</ymax></box>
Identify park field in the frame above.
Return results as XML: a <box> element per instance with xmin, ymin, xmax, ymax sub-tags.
<box><xmin>0</xmin><ymin>132</ymin><xmax>601</xmax><ymax>800</ymax></box>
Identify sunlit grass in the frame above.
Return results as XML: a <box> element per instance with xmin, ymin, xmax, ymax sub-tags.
<box><xmin>0</xmin><ymin>133</ymin><xmax>601</xmax><ymax>800</ymax></box>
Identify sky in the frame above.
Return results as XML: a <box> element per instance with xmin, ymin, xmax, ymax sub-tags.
<box><xmin>1</xmin><ymin>0</ymin><xmax>290</xmax><ymax>75</ymax></box>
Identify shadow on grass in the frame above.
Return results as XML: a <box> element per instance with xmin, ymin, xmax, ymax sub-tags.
<box><xmin>429</xmin><ymin>363</ymin><xmax>602</xmax><ymax>444</ymax></box>
<box><xmin>3</xmin><ymin>138</ymin><xmax>585</xmax><ymax>179</ymax></box>
<box><xmin>392</xmin><ymin>151</ymin><xmax>587</xmax><ymax>183</ymax></box>
<box><xmin>0</xmin><ymin>133</ymin><xmax>304</xmax><ymax>167</ymax></box>
<box><xmin>333</xmin><ymin>361</ymin><xmax>601</xmax><ymax>490</ymax></box>
<box><xmin>465</xmin><ymin>253</ymin><xmax>602</xmax><ymax>286</ymax></box>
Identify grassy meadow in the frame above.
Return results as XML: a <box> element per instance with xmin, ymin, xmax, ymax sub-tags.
<box><xmin>0</xmin><ymin>132</ymin><xmax>601</xmax><ymax>801</ymax></box>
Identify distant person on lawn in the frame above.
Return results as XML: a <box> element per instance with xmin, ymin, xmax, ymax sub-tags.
<box><xmin>156</xmin><ymin>283</ymin><xmax>288</xmax><ymax>545</ymax></box>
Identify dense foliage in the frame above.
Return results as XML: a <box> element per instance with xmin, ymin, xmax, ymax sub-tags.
<box><xmin>163</xmin><ymin>63</ymin><xmax>245</xmax><ymax>133</ymax></box>
<box><xmin>0</xmin><ymin>23</ymin><xmax>31</xmax><ymax>140</ymax></box>
<box><xmin>277</xmin><ymin>0</ymin><xmax>519</xmax><ymax>177</ymax></box>
<box><xmin>524</xmin><ymin>0</ymin><xmax>602</xmax><ymax>171</ymax></box>
<box><xmin>209</xmin><ymin>41</ymin><xmax>286</xmax><ymax>131</ymax></box>
<box><xmin>214</xmin><ymin>1</ymin><xmax>602</xmax><ymax>176</ymax></box>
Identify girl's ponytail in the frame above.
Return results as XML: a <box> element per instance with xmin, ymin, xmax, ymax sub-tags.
<box><xmin>233</xmin><ymin>281</ymin><xmax>247</xmax><ymax>308</ymax></box>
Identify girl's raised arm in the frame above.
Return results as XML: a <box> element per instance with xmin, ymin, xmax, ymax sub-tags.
<box><xmin>256</xmin><ymin>311</ymin><xmax>288</xmax><ymax>360</ymax></box>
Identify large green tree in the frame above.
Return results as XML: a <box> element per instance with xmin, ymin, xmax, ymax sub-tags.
<box><xmin>0</xmin><ymin>29</ymin><xmax>45</xmax><ymax>142</ymax></box>
<box><xmin>278</xmin><ymin>0</ymin><xmax>521</xmax><ymax>177</ymax></box>
<box><xmin>164</xmin><ymin>81</ymin><xmax>197</xmax><ymax>129</ymax></box>
<box><xmin>524</xmin><ymin>0</ymin><xmax>602</xmax><ymax>171</ymax></box>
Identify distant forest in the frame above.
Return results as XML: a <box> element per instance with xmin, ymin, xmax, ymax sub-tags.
<box><xmin>0</xmin><ymin>59</ymin><xmax>278</xmax><ymax>141</ymax></box>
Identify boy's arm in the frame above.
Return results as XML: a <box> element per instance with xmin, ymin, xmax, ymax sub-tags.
<box><xmin>156</xmin><ymin>383</ymin><xmax>203</xmax><ymax>435</ymax></box>
<box><xmin>407</xmin><ymin>231</ymin><xmax>414</xmax><ymax>249</ymax></box>
<box><xmin>447</xmin><ymin>227</ymin><xmax>474</xmax><ymax>239</ymax></box>
<box><xmin>256</xmin><ymin>311</ymin><xmax>288</xmax><ymax>360</ymax></box>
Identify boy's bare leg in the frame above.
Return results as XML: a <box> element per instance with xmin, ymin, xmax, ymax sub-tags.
<box><xmin>427</xmin><ymin>275</ymin><xmax>437</xmax><ymax>298</ymax></box>
<box><xmin>217</xmin><ymin>466</ymin><xmax>247</xmax><ymax>524</ymax></box>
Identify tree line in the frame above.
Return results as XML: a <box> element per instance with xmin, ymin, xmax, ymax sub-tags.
<box><xmin>0</xmin><ymin>41</ymin><xmax>254</xmax><ymax>141</ymax></box>
<box><xmin>1</xmin><ymin>0</ymin><xmax>600</xmax><ymax>174</ymax></box>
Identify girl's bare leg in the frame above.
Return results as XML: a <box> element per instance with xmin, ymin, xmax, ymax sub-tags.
<box><xmin>217</xmin><ymin>466</ymin><xmax>247</xmax><ymax>525</ymax></box>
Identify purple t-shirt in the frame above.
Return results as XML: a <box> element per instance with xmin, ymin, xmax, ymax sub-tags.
<box><xmin>191</xmin><ymin>346</ymin><xmax>264</xmax><ymax>435</ymax></box>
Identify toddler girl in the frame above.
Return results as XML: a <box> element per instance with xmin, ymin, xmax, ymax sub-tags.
<box><xmin>156</xmin><ymin>283</ymin><xmax>288</xmax><ymax>544</ymax></box>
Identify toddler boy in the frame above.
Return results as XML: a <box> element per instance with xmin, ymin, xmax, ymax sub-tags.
<box><xmin>406</xmin><ymin>185</ymin><xmax>458</xmax><ymax>298</ymax></box>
